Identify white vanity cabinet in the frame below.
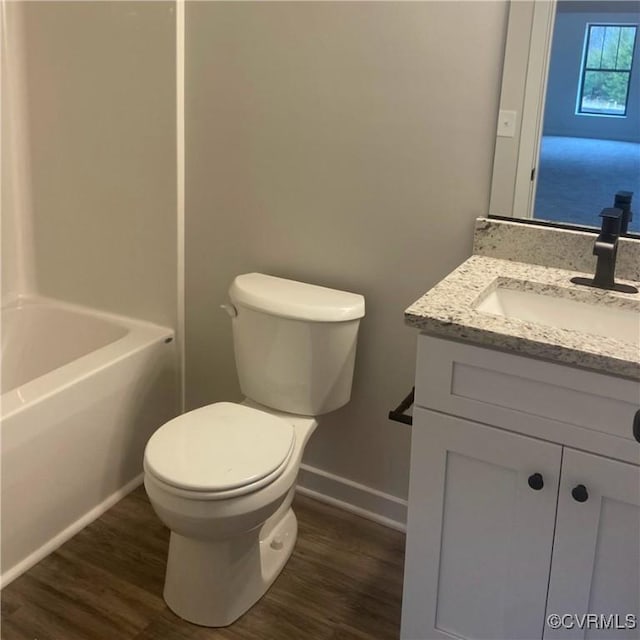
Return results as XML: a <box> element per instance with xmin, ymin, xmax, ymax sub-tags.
<box><xmin>402</xmin><ymin>409</ymin><xmax>561</xmax><ymax>640</ymax></box>
<box><xmin>401</xmin><ymin>335</ymin><xmax>640</xmax><ymax>640</ymax></box>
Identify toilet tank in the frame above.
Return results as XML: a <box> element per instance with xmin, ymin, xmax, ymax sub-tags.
<box><xmin>228</xmin><ymin>273</ymin><xmax>365</xmax><ymax>416</ymax></box>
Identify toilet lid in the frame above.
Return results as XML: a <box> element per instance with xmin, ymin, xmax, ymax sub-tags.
<box><xmin>144</xmin><ymin>402</ymin><xmax>295</xmax><ymax>493</ymax></box>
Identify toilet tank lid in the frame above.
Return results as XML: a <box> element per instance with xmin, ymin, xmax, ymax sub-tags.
<box><xmin>229</xmin><ymin>273</ymin><xmax>365</xmax><ymax>322</ymax></box>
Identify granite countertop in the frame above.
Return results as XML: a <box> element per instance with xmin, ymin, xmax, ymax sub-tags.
<box><xmin>405</xmin><ymin>255</ymin><xmax>640</xmax><ymax>380</ymax></box>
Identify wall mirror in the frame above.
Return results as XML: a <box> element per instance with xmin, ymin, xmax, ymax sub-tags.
<box><xmin>489</xmin><ymin>0</ymin><xmax>640</xmax><ymax>235</ymax></box>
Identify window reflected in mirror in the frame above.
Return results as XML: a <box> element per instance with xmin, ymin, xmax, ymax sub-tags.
<box><xmin>578</xmin><ymin>24</ymin><xmax>636</xmax><ymax>117</ymax></box>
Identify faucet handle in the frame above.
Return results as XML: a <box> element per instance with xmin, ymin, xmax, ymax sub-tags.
<box><xmin>599</xmin><ymin>207</ymin><xmax>623</xmax><ymax>237</ymax></box>
<box><xmin>614</xmin><ymin>190</ymin><xmax>633</xmax><ymax>205</ymax></box>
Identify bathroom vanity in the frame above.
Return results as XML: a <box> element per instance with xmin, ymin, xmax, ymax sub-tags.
<box><xmin>401</xmin><ymin>219</ymin><xmax>640</xmax><ymax>640</ymax></box>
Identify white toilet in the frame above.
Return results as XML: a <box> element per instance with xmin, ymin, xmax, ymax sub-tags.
<box><xmin>143</xmin><ymin>273</ymin><xmax>365</xmax><ymax>627</ymax></box>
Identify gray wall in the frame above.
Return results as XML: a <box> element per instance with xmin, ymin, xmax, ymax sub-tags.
<box><xmin>17</xmin><ymin>2</ymin><xmax>177</xmax><ymax>327</ymax></box>
<box><xmin>543</xmin><ymin>1</ymin><xmax>640</xmax><ymax>142</ymax></box>
<box><xmin>185</xmin><ymin>1</ymin><xmax>508</xmax><ymax>499</ymax></box>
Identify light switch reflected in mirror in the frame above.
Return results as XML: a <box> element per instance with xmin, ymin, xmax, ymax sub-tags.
<box><xmin>489</xmin><ymin>0</ymin><xmax>640</xmax><ymax>235</ymax></box>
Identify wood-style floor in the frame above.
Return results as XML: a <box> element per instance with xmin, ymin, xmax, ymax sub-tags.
<box><xmin>1</xmin><ymin>487</ymin><xmax>405</xmax><ymax>639</ymax></box>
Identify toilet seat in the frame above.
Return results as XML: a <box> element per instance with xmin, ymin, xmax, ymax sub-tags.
<box><xmin>144</xmin><ymin>402</ymin><xmax>295</xmax><ymax>499</ymax></box>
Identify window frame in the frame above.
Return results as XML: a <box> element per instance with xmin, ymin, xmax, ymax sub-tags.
<box><xmin>576</xmin><ymin>23</ymin><xmax>638</xmax><ymax>118</ymax></box>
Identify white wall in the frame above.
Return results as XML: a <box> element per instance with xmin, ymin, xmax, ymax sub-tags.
<box><xmin>185</xmin><ymin>1</ymin><xmax>509</xmax><ymax>500</ymax></box>
<box><xmin>543</xmin><ymin>0</ymin><xmax>640</xmax><ymax>142</ymax></box>
<box><xmin>3</xmin><ymin>1</ymin><xmax>178</xmax><ymax>327</ymax></box>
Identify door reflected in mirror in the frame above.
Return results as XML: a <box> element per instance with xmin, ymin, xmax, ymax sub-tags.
<box><xmin>490</xmin><ymin>0</ymin><xmax>640</xmax><ymax>235</ymax></box>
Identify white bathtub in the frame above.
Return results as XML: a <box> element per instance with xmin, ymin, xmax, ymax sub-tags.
<box><xmin>1</xmin><ymin>296</ymin><xmax>179</xmax><ymax>586</ymax></box>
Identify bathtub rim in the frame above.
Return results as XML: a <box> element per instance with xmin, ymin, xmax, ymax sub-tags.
<box><xmin>1</xmin><ymin>294</ymin><xmax>175</xmax><ymax>420</ymax></box>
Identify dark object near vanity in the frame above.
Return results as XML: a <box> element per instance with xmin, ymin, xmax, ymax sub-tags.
<box><xmin>388</xmin><ymin>387</ymin><xmax>414</xmax><ymax>425</ymax></box>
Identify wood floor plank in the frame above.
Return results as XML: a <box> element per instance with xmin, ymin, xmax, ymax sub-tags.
<box><xmin>3</xmin><ymin>573</ymin><xmax>127</xmax><ymax>640</ymax></box>
<box><xmin>1</xmin><ymin>488</ymin><xmax>404</xmax><ymax>640</ymax></box>
<box><xmin>59</xmin><ymin>500</ymin><xmax>169</xmax><ymax>595</ymax></box>
<box><xmin>0</xmin><ymin>588</ymin><xmax>21</xmax><ymax>619</ymax></box>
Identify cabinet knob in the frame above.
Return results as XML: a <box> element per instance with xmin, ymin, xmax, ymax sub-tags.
<box><xmin>528</xmin><ymin>473</ymin><xmax>544</xmax><ymax>491</ymax></box>
<box><xmin>633</xmin><ymin>409</ymin><xmax>640</xmax><ymax>443</ymax></box>
<box><xmin>571</xmin><ymin>484</ymin><xmax>589</xmax><ymax>503</ymax></box>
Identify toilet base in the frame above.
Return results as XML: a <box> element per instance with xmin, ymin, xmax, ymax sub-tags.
<box><xmin>163</xmin><ymin>507</ymin><xmax>298</xmax><ymax>627</ymax></box>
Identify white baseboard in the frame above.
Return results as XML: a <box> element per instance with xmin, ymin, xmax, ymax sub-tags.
<box><xmin>0</xmin><ymin>473</ymin><xmax>144</xmax><ymax>589</ymax></box>
<box><xmin>296</xmin><ymin>463</ymin><xmax>407</xmax><ymax>533</ymax></box>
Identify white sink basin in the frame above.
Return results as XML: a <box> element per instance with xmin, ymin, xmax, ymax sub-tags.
<box><xmin>476</xmin><ymin>285</ymin><xmax>640</xmax><ymax>347</ymax></box>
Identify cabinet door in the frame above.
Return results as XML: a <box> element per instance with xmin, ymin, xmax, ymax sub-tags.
<box><xmin>545</xmin><ymin>449</ymin><xmax>640</xmax><ymax>640</ymax></box>
<box><xmin>401</xmin><ymin>408</ymin><xmax>562</xmax><ymax>640</ymax></box>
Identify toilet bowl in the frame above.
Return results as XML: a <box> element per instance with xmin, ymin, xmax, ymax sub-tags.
<box><xmin>144</xmin><ymin>402</ymin><xmax>317</xmax><ymax>627</ymax></box>
<box><xmin>143</xmin><ymin>273</ymin><xmax>364</xmax><ymax>627</ymax></box>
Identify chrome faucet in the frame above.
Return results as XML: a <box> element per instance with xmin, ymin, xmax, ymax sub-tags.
<box><xmin>570</xmin><ymin>208</ymin><xmax>638</xmax><ymax>294</ymax></box>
